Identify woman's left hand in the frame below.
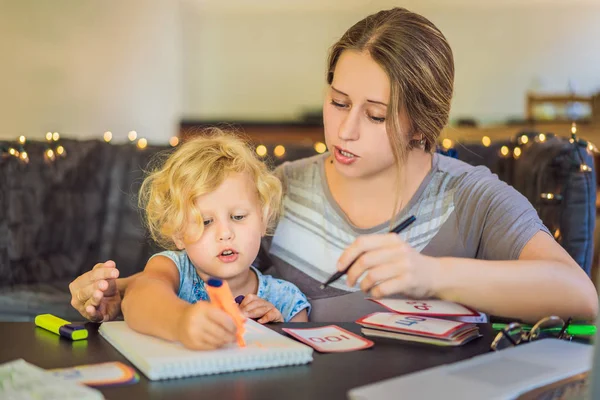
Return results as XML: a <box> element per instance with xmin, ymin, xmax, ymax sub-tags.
<box><xmin>338</xmin><ymin>233</ymin><xmax>439</xmax><ymax>298</ymax></box>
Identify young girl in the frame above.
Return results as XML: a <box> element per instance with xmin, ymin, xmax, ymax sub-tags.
<box><xmin>121</xmin><ymin>131</ymin><xmax>310</xmax><ymax>350</ymax></box>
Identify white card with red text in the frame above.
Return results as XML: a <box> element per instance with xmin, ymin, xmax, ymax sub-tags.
<box><xmin>368</xmin><ymin>298</ymin><xmax>479</xmax><ymax>317</ymax></box>
<box><xmin>282</xmin><ymin>325</ymin><xmax>374</xmax><ymax>353</ymax></box>
<box><xmin>356</xmin><ymin>312</ymin><xmax>472</xmax><ymax>339</ymax></box>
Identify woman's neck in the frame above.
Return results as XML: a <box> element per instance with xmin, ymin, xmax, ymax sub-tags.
<box><xmin>325</xmin><ymin>150</ymin><xmax>433</xmax><ymax>229</ymax></box>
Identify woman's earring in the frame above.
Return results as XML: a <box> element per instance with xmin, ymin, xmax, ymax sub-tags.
<box><xmin>419</xmin><ymin>135</ymin><xmax>426</xmax><ymax>147</ymax></box>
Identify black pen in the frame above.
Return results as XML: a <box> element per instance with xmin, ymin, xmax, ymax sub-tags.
<box><xmin>320</xmin><ymin>215</ymin><xmax>417</xmax><ymax>289</ymax></box>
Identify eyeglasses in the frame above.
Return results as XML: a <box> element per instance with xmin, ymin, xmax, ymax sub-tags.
<box><xmin>490</xmin><ymin>316</ymin><xmax>573</xmax><ymax>351</ymax></box>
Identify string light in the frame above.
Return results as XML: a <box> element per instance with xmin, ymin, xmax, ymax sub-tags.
<box><xmin>554</xmin><ymin>229</ymin><xmax>561</xmax><ymax>240</ymax></box>
<box><xmin>540</xmin><ymin>193</ymin><xmax>563</xmax><ymax>200</ymax></box>
<box><xmin>538</xmin><ymin>133</ymin><xmax>546</xmax><ymax>142</ymax></box>
<box><xmin>44</xmin><ymin>148</ymin><xmax>56</xmax><ymax>162</ymax></box>
<box><xmin>56</xmin><ymin>145</ymin><xmax>65</xmax><ymax>156</ymax></box>
<box><xmin>274</xmin><ymin>145</ymin><xmax>286</xmax><ymax>158</ymax></box>
<box><xmin>442</xmin><ymin>138</ymin><xmax>453</xmax><ymax>149</ymax></box>
<box><xmin>500</xmin><ymin>146</ymin><xmax>509</xmax><ymax>156</ymax></box>
<box><xmin>19</xmin><ymin>151</ymin><xmax>29</xmax><ymax>163</ymax></box>
<box><xmin>580</xmin><ymin>164</ymin><xmax>592</xmax><ymax>172</ymax></box>
<box><xmin>513</xmin><ymin>147</ymin><xmax>522</xmax><ymax>158</ymax></box>
<box><xmin>18</xmin><ymin>136</ymin><xmax>26</xmax><ymax>145</ymax></box>
<box><xmin>8</xmin><ymin>148</ymin><xmax>16</xmax><ymax>156</ymax></box>
<box><xmin>520</xmin><ymin>135</ymin><xmax>529</xmax><ymax>145</ymax></box>
<box><xmin>481</xmin><ymin>136</ymin><xmax>491</xmax><ymax>147</ymax></box>
<box><xmin>46</xmin><ymin>132</ymin><xmax>53</xmax><ymax>141</ymax></box>
<box><xmin>103</xmin><ymin>131</ymin><xmax>113</xmax><ymax>143</ymax></box>
<box><xmin>128</xmin><ymin>131</ymin><xmax>137</xmax><ymax>141</ymax></box>
<box><xmin>169</xmin><ymin>136</ymin><xmax>179</xmax><ymax>147</ymax></box>
<box><xmin>52</xmin><ymin>132</ymin><xmax>60</xmax><ymax>141</ymax></box>
<box><xmin>314</xmin><ymin>142</ymin><xmax>327</xmax><ymax>154</ymax></box>
<box><xmin>256</xmin><ymin>145</ymin><xmax>267</xmax><ymax>157</ymax></box>
<box><xmin>137</xmin><ymin>138</ymin><xmax>148</xmax><ymax>150</ymax></box>
<box><xmin>588</xmin><ymin>143</ymin><xmax>595</xmax><ymax>152</ymax></box>
<box><xmin>571</xmin><ymin>122</ymin><xmax>577</xmax><ymax>136</ymax></box>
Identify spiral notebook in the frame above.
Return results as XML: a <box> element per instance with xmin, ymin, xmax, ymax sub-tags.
<box><xmin>99</xmin><ymin>320</ymin><xmax>313</xmax><ymax>380</ymax></box>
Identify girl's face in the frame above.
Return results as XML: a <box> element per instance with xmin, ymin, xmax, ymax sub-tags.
<box><xmin>174</xmin><ymin>172</ymin><xmax>265</xmax><ymax>281</ymax></box>
<box><xmin>322</xmin><ymin>50</ymin><xmax>411</xmax><ymax>180</ymax></box>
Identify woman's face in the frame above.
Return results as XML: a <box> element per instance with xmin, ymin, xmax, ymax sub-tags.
<box><xmin>323</xmin><ymin>50</ymin><xmax>409</xmax><ymax>180</ymax></box>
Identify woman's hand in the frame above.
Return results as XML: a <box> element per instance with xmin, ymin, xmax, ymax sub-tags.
<box><xmin>338</xmin><ymin>233</ymin><xmax>439</xmax><ymax>299</ymax></box>
<box><xmin>177</xmin><ymin>301</ymin><xmax>238</xmax><ymax>350</ymax></box>
<box><xmin>68</xmin><ymin>261</ymin><xmax>122</xmax><ymax>322</ymax></box>
<box><xmin>238</xmin><ymin>294</ymin><xmax>284</xmax><ymax>324</ymax></box>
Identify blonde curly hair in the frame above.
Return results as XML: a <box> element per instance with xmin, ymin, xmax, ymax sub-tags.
<box><xmin>139</xmin><ymin>129</ymin><xmax>282</xmax><ymax>250</ymax></box>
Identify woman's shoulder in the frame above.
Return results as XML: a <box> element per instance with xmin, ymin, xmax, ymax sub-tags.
<box><xmin>434</xmin><ymin>153</ymin><xmax>503</xmax><ymax>193</ymax></box>
<box><xmin>273</xmin><ymin>153</ymin><xmax>327</xmax><ymax>187</ymax></box>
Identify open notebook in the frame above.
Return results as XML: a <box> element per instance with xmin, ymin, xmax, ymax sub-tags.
<box><xmin>99</xmin><ymin>319</ymin><xmax>313</xmax><ymax>380</ymax></box>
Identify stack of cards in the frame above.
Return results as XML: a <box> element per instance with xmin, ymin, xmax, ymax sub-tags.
<box><xmin>367</xmin><ymin>298</ymin><xmax>487</xmax><ymax>323</ymax></box>
<box><xmin>356</xmin><ymin>312</ymin><xmax>482</xmax><ymax>346</ymax></box>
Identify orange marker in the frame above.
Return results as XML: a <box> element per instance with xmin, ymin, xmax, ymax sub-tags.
<box><xmin>206</xmin><ymin>277</ymin><xmax>246</xmax><ymax>347</ymax></box>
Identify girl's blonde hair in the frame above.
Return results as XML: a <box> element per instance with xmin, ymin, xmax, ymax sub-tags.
<box><xmin>139</xmin><ymin>129</ymin><xmax>282</xmax><ymax>250</ymax></box>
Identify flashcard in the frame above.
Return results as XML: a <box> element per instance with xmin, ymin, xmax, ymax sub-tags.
<box><xmin>49</xmin><ymin>361</ymin><xmax>139</xmax><ymax>387</ymax></box>
<box><xmin>368</xmin><ymin>298</ymin><xmax>479</xmax><ymax>317</ymax></box>
<box><xmin>282</xmin><ymin>325</ymin><xmax>374</xmax><ymax>353</ymax></box>
<box><xmin>356</xmin><ymin>312</ymin><xmax>471</xmax><ymax>338</ymax></box>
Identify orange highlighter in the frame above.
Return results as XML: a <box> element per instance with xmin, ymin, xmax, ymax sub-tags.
<box><xmin>206</xmin><ymin>277</ymin><xmax>246</xmax><ymax>347</ymax></box>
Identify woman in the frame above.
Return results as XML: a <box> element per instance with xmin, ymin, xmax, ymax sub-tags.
<box><xmin>69</xmin><ymin>7</ymin><xmax>597</xmax><ymax>324</ymax></box>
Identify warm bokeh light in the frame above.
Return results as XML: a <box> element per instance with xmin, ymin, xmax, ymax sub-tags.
<box><xmin>554</xmin><ymin>229</ymin><xmax>561</xmax><ymax>239</ymax></box>
<box><xmin>128</xmin><ymin>131</ymin><xmax>138</xmax><ymax>141</ymax></box>
<box><xmin>588</xmin><ymin>143</ymin><xmax>595</xmax><ymax>152</ymax></box>
<box><xmin>513</xmin><ymin>147</ymin><xmax>522</xmax><ymax>158</ymax></box>
<box><xmin>539</xmin><ymin>133</ymin><xmax>546</xmax><ymax>142</ymax></box>
<box><xmin>46</xmin><ymin>149</ymin><xmax>55</xmax><ymax>158</ymax></box>
<box><xmin>500</xmin><ymin>146</ymin><xmax>509</xmax><ymax>156</ymax></box>
<box><xmin>581</xmin><ymin>164</ymin><xmax>592</xmax><ymax>172</ymax></box>
<box><xmin>481</xmin><ymin>136</ymin><xmax>491</xmax><ymax>147</ymax></box>
<box><xmin>18</xmin><ymin>136</ymin><xmax>26</xmax><ymax>145</ymax></box>
<box><xmin>256</xmin><ymin>145</ymin><xmax>267</xmax><ymax>157</ymax></box>
<box><xmin>314</xmin><ymin>142</ymin><xmax>327</xmax><ymax>154</ymax></box>
<box><xmin>20</xmin><ymin>151</ymin><xmax>28</xmax><ymax>160</ymax></box>
<box><xmin>169</xmin><ymin>136</ymin><xmax>179</xmax><ymax>147</ymax></box>
<box><xmin>442</xmin><ymin>138</ymin><xmax>453</xmax><ymax>149</ymax></box>
<box><xmin>103</xmin><ymin>131</ymin><xmax>113</xmax><ymax>142</ymax></box>
<box><xmin>137</xmin><ymin>138</ymin><xmax>148</xmax><ymax>149</ymax></box>
<box><xmin>541</xmin><ymin>193</ymin><xmax>555</xmax><ymax>200</ymax></box>
<box><xmin>8</xmin><ymin>148</ymin><xmax>16</xmax><ymax>156</ymax></box>
<box><xmin>571</xmin><ymin>122</ymin><xmax>577</xmax><ymax>135</ymax></box>
<box><xmin>52</xmin><ymin>132</ymin><xmax>60</xmax><ymax>141</ymax></box>
<box><xmin>520</xmin><ymin>135</ymin><xmax>529</xmax><ymax>144</ymax></box>
<box><xmin>56</xmin><ymin>146</ymin><xmax>65</xmax><ymax>156</ymax></box>
<box><xmin>274</xmin><ymin>145</ymin><xmax>286</xmax><ymax>158</ymax></box>
<box><xmin>46</xmin><ymin>132</ymin><xmax>53</xmax><ymax>141</ymax></box>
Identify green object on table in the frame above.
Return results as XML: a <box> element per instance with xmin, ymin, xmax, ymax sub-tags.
<box><xmin>492</xmin><ymin>323</ymin><xmax>596</xmax><ymax>337</ymax></box>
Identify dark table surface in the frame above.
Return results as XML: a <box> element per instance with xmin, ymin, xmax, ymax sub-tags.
<box><xmin>0</xmin><ymin>321</ymin><xmax>495</xmax><ymax>400</ymax></box>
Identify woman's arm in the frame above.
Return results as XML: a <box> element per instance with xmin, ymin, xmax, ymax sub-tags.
<box><xmin>432</xmin><ymin>232</ymin><xmax>598</xmax><ymax>322</ymax></box>
<box><xmin>342</xmin><ymin>232</ymin><xmax>598</xmax><ymax>324</ymax></box>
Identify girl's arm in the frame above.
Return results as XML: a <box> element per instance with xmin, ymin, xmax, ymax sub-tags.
<box><xmin>121</xmin><ymin>256</ymin><xmax>189</xmax><ymax>341</ymax></box>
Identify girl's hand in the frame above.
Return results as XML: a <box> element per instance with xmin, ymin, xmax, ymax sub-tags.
<box><xmin>177</xmin><ymin>301</ymin><xmax>238</xmax><ymax>350</ymax></box>
<box><xmin>238</xmin><ymin>294</ymin><xmax>284</xmax><ymax>324</ymax></box>
<box><xmin>338</xmin><ymin>233</ymin><xmax>439</xmax><ymax>299</ymax></box>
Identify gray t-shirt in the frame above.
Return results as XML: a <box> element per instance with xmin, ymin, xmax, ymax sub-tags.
<box><xmin>261</xmin><ymin>153</ymin><xmax>550</xmax><ymax>322</ymax></box>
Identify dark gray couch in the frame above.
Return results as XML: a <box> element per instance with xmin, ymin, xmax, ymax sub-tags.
<box><xmin>0</xmin><ymin>132</ymin><xmax>595</xmax><ymax>321</ymax></box>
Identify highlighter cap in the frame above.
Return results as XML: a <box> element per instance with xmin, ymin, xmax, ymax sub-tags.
<box><xmin>207</xmin><ymin>277</ymin><xmax>223</xmax><ymax>287</ymax></box>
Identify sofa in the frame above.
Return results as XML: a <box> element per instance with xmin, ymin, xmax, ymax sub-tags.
<box><xmin>0</xmin><ymin>131</ymin><xmax>595</xmax><ymax>321</ymax></box>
